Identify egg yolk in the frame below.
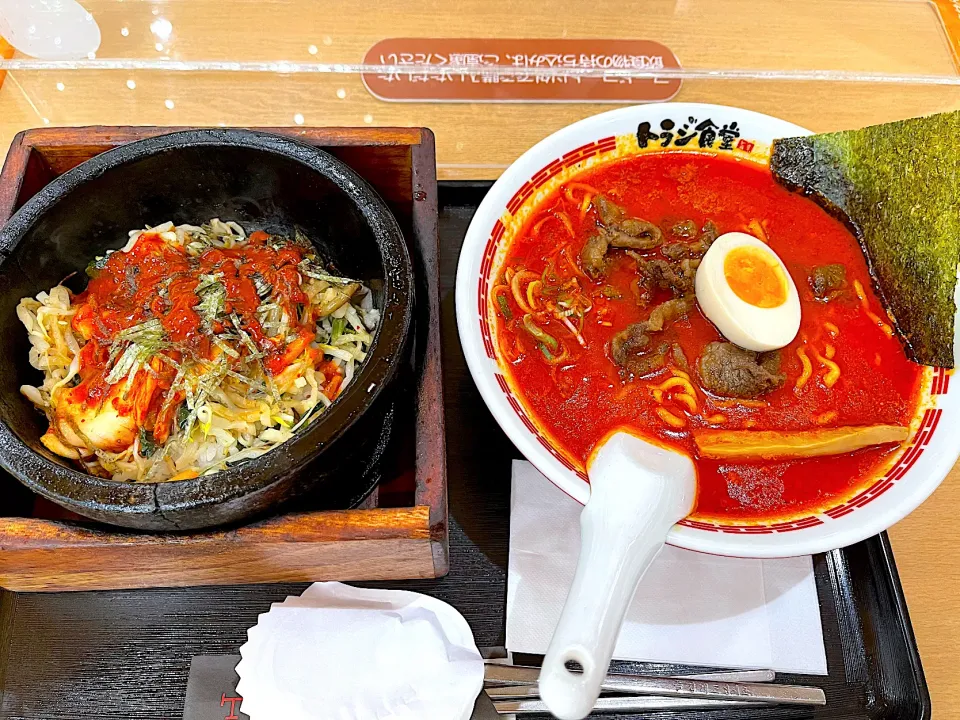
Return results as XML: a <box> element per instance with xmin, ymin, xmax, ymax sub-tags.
<box><xmin>723</xmin><ymin>246</ymin><xmax>788</xmax><ymax>308</ymax></box>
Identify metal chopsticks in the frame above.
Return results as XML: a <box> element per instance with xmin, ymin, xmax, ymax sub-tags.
<box><xmin>494</xmin><ymin>696</ymin><xmax>766</xmax><ymax>714</ymax></box>
<box><xmin>485</xmin><ymin>668</ymin><xmax>775</xmax><ymax>699</ymax></box>
<box><xmin>484</xmin><ymin>665</ymin><xmax>774</xmax><ymax>688</ymax></box>
<box><xmin>483</xmin><ymin>664</ymin><xmax>825</xmax><ymax>714</ymax></box>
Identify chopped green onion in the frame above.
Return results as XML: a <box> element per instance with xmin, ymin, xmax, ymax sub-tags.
<box><xmin>298</xmin><ymin>258</ymin><xmax>358</xmax><ymax>286</ymax></box>
<box><xmin>541</xmin><ymin>261</ymin><xmax>561</xmax><ymax>287</ymax></box>
<box><xmin>139</xmin><ymin>428</ymin><xmax>159</xmax><ymax>458</ymax></box>
<box><xmin>85</xmin><ymin>253</ymin><xmax>110</xmax><ymax>279</ymax></box>
<box><xmin>176</xmin><ymin>402</ymin><xmax>191</xmax><ymax>430</ymax></box>
<box><xmin>331</xmin><ymin>316</ymin><xmax>347</xmax><ymax>343</ymax></box>
<box><xmin>522</xmin><ymin>314</ymin><xmax>558</xmax><ymax>351</ymax></box>
<box><xmin>539</xmin><ymin>343</ymin><xmax>555</xmax><ymax>361</ymax></box>
<box><xmin>496</xmin><ymin>293</ymin><xmax>513</xmax><ymax>320</ymax></box>
<box><xmin>319</xmin><ymin>344</ymin><xmax>359</xmax><ymax>362</ymax></box>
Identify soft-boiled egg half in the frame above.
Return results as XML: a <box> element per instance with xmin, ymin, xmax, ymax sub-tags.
<box><xmin>695</xmin><ymin>232</ymin><xmax>801</xmax><ymax>352</ymax></box>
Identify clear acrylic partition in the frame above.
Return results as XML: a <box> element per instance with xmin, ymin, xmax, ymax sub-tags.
<box><xmin>0</xmin><ymin>0</ymin><xmax>958</xmax><ymax>178</ymax></box>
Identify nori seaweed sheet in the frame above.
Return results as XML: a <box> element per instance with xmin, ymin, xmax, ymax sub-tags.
<box><xmin>771</xmin><ymin>112</ymin><xmax>960</xmax><ymax>368</ymax></box>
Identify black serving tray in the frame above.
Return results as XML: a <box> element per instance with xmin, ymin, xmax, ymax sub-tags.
<box><xmin>0</xmin><ymin>183</ymin><xmax>929</xmax><ymax>720</ymax></box>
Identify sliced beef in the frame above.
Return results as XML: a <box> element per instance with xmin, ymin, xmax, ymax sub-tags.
<box><xmin>581</xmin><ymin>234</ymin><xmax>610</xmax><ymax>278</ymax></box>
<box><xmin>662</xmin><ymin>221</ymin><xmax>718</xmax><ymax>260</ymax></box>
<box><xmin>630</xmin><ymin>254</ymin><xmax>700</xmax><ymax>304</ymax></box>
<box><xmin>611</xmin><ymin>327</ymin><xmax>668</xmax><ymax>376</ymax></box>
<box><xmin>598</xmin><ymin>196</ymin><xmax>662</xmax><ymax>249</ymax></box>
<box><xmin>662</xmin><ymin>243</ymin><xmax>697</xmax><ymax>261</ymax></box>
<box><xmin>809</xmin><ymin>264</ymin><xmax>846</xmax><ymax>300</ymax></box>
<box><xmin>610</xmin><ymin>297</ymin><xmax>693</xmax><ymax>376</ymax></box>
<box><xmin>670</xmin><ymin>219</ymin><xmax>699</xmax><ymax>239</ymax></box>
<box><xmin>697</xmin><ymin>341</ymin><xmax>785</xmax><ymax>398</ymax></box>
<box><xmin>645</xmin><ymin>295</ymin><xmax>693</xmax><ymax>331</ymax></box>
<box><xmin>608</xmin><ymin>221</ymin><xmax>663</xmax><ymax>250</ymax></box>
<box><xmin>629</xmin><ymin>223</ymin><xmax>713</xmax><ymax>305</ymax></box>
<box><xmin>595</xmin><ymin>195</ymin><xmax>627</xmax><ymax>225</ymax></box>
<box><xmin>581</xmin><ymin>196</ymin><xmax>663</xmax><ymax>278</ymax></box>
<box><xmin>698</xmin><ymin>221</ymin><xmax>719</xmax><ymax>247</ymax></box>
<box><xmin>671</xmin><ymin>343</ymin><xmax>690</xmax><ymax>372</ymax></box>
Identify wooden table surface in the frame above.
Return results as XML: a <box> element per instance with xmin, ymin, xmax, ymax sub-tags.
<box><xmin>887</xmin><ymin>471</ymin><xmax>960</xmax><ymax>714</ymax></box>
<box><xmin>0</xmin><ymin>0</ymin><xmax>957</xmax><ymax>713</ymax></box>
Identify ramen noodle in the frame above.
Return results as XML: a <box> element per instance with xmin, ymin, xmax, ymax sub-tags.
<box><xmin>18</xmin><ymin>219</ymin><xmax>379</xmax><ymax>482</ymax></box>
<box><xmin>491</xmin><ymin>153</ymin><xmax>926</xmax><ymax>521</ymax></box>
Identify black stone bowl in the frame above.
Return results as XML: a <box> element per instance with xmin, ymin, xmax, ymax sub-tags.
<box><xmin>0</xmin><ymin>129</ymin><xmax>413</xmax><ymax>531</ymax></box>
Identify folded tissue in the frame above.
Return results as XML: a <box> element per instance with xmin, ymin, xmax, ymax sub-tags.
<box><xmin>236</xmin><ymin>582</ymin><xmax>485</xmax><ymax>720</ymax></box>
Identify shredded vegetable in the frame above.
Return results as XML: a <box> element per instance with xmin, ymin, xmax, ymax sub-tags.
<box><xmin>18</xmin><ymin>219</ymin><xmax>379</xmax><ymax>482</ymax></box>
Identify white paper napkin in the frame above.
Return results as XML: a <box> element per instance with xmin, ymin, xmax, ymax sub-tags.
<box><xmin>506</xmin><ymin>460</ymin><xmax>828</xmax><ymax>675</ymax></box>
<box><xmin>236</xmin><ymin>582</ymin><xmax>485</xmax><ymax>720</ymax></box>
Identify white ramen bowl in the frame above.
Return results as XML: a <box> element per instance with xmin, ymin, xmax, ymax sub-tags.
<box><xmin>456</xmin><ymin>102</ymin><xmax>960</xmax><ymax>558</ymax></box>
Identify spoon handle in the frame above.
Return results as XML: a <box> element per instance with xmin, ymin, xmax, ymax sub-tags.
<box><xmin>537</xmin><ymin>433</ymin><xmax>696</xmax><ymax>720</ymax></box>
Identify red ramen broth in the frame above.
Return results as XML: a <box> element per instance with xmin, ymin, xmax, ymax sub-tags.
<box><xmin>492</xmin><ymin>152</ymin><xmax>926</xmax><ymax>521</ymax></box>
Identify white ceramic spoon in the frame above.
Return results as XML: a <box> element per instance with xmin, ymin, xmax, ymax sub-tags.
<box><xmin>537</xmin><ymin>430</ymin><xmax>697</xmax><ymax>720</ymax></box>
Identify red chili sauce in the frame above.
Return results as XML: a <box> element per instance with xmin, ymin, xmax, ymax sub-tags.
<box><xmin>68</xmin><ymin>230</ymin><xmax>327</xmax><ymax>444</ymax></box>
<box><xmin>493</xmin><ymin>153</ymin><xmax>926</xmax><ymax>521</ymax></box>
